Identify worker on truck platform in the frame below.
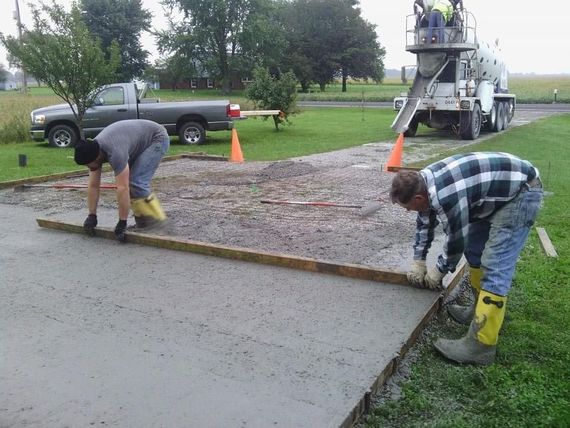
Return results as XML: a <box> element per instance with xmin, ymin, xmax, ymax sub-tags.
<box><xmin>389</xmin><ymin>152</ymin><xmax>543</xmax><ymax>365</ymax></box>
<box><xmin>74</xmin><ymin>119</ymin><xmax>170</xmax><ymax>242</ymax></box>
<box><xmin>424</xmin><ymin>0</ymin><xmax>454</xmax><ymax>43</ymax></box>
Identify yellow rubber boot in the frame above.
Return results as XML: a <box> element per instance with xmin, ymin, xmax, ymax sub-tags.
<box><xmin>435</xmin><ymin>290</ymin><xmax>507</xmax><ymax>365</ymax></box>
<box><xmin>447</xmin><ymin>266</ymin><xmax>482</xmax><ymax>325</ymax></box>
<box><xmin>475</xmin><ymin>290</ymin><xmax>507</xmax><ymax>346</ymax></box>
<box><xmin>131</xmin><ymin>193</ymin><xmax>166</xmax><ymax>228</ymax></box>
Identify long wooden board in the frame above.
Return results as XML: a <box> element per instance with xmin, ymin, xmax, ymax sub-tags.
<box><xmin>0</xmin><ymin>152</ymin><xmax>226</xmax><ymax>191</ymax></box>
<box><xmin>386</xmin><ymin>165</ymin><xmax>421</xmax><ymax>172</ymax></box>
<box><xmin>36</xmin><ymin>218</ymin><xmax>409</xmax><ymax>286</ymax></box>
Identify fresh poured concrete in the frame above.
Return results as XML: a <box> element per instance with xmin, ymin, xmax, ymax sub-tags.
<box><xmin>0</xmin><ymin>203</ymin><xmax>439</xmax><ymax>427</ymax></box>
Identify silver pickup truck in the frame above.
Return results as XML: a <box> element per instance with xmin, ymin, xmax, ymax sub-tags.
<box><xmin>30</xmin><ymin>82</ymin><xmax>237</xmax><ymax>147</ymax></box>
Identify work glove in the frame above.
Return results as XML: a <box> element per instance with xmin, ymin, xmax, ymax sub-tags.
<box><xmin>114</xmin><ymin>220</ymin><xmax>128</xmax><ymax>243</ymax></box>
<box><xmin>424</xmin><ymin>266</ymin><xmax>446</xmax><ymax>290</ymax></box>
<box><xmin>407</xmin><ymin>260</ymin><xmax>427</xmax><ymax>287</ymax></box>
<box><xmin>83</xmin><ymin>214</ymin><xmax>97</xmax><ymax>236</ymax></box>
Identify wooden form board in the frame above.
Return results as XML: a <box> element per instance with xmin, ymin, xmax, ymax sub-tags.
<box><xmin>0</xmin><ymin>152</ymin><xmax>227</xmax><ymax>191</ymax></box>
<box><xmin>0</xmin><ymin>170</ymin><xmax>88</xmax><ymax>190</ymax></box>
<box><xmin>386</xmin><ymin>165</ymin><xmax>421</xmax><ymax>172</ymax></box>
<box><xmin>36</xmin><ymin>218</ymin><xmax>409</xmax><ymax>286</ymax></box>
<box><xmin>36</xmin><ymin>217</ymin><xmax>467</xmax><ymax>427</ymax></box>
<box><xmin>241</xmin><ymin>110</ymin><xmax>282</xmax><ymax>117</ymax></box>
<box><xmin>341</xmin><ymin>259</ymin><xmax>467</xmax><ymax>428</ymax></box>
<box><xmin>536</xmin><ymin>227</ymin><xmax>558</xmax><ymax>258</ymax></box>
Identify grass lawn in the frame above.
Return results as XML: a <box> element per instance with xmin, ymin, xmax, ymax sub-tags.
<box><xmin>1</xmin><ymin>75</ymin><xmax>568</xmax><ymax>144</ymax></box>
<box><xmin>365</xmin><ymin>114</ymin><xmax>570</xmax><ymax>427</ymax></box>
<box><xmin>0</xmin><ymin>107</ymin><xmax>397</xmax><ymax>182</ymax></box>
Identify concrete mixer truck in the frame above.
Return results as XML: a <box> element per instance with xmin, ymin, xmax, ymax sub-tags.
<box><xmin>392</xmin><ymin>1</ymin><xmax>516</xmax><ymax>139</ymax></box>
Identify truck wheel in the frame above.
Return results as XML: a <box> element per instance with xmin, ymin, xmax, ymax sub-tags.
<box><xmin>48</xmin><ymin>124</ymin><xmax>78</xmax><ymax>148</ymax></box>
<box><xmin>505</xmin><ymin>100</ymin><xmax>515</xmax><ymax>124</ymax></box>
<box><xmin>460</xmin><ymin>103</ymin><xmax>482</xmax><ymax>140</ymax></box>
<box><xmin>404</xmin><ymin>119</ymin><xmax>418</xmax><ymax>137</ymax></box>
<box><xmin>179</xmin><ymin>122</ymin><xmax>205</xmax><ymax>145</ymax></box>
<box><xmin>484</xmin><ymin>102</ymin><xmax>497</xmax><ymax>132</ymax></box>
<box><xmin>493</xmin><ymin>101</ymin><xmax>504</xmax><ymax>132</ymax></box>
<box><xmin>502</xmin><ymin>101</ymin><xmax>512</xmax><ymax>130</ymax></box>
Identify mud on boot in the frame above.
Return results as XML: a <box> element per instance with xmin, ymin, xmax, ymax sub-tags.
<box><xmin>435</xmin><ymin>290</ymin><xmax>506</xmax><ymax>366</ymax></box>
<box><xmin>131</xmin><ymin>193</ymin><xmax>166</xmax><ymax>229</ymax></box>
<box><xmin>134</xmin><ymin>215</ymin><xmax>161</xmax><ymax>229</ymax></box>
<box><xmin>434</xmin><ymin>322</ymin><xmax>497</xmax><ymax>365</ymax></box>
<box><xmin>447</xmin><ymin>302</ymin><xmax>474</xmax><ymax>325</ymax></box>
<box><xmin>447</xmin><ymin>266</ymin><xmax>482</xmax><ymax>325</ymax></box>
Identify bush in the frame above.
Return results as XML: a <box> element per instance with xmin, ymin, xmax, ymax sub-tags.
<box><xmin>0</xmin><ymin>115</ymin><xmax>30</xmax><ymax>144</ymax></box>
<box><xmin>245</xmin><ymin>67</ymin><xmax>299</xmax><ymax>130</ymax></box>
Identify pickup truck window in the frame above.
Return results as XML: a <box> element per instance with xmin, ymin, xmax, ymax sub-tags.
<box><xmin>96</xmin><ymin>87</ymin><xmax>125</xmax><ymax>106</ymax></box>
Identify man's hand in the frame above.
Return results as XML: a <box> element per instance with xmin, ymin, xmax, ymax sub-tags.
<box><xmin>83</xmin><ymin>214</ymin><xmax>97</xmax><ymax>236</ymax></box>
<box><xmin>407</xmin><ymin>260</ymin><xmax>427</xmax><ymax>287</ymax></box>
<box><xmin>424</xmin><ymin>266</ymin><xmax>446</xmax><ymax>290</ymax></box>
<box><xmin>114</xmin><ymin>220</ymin><xmax>128</xmax><ymax>242</ymax></box>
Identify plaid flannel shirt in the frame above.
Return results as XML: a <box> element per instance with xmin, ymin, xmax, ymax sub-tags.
<box><xmin>414</xmin><ymin>152</ymin><xmax>538</xmax><ymax>273</ymax></box>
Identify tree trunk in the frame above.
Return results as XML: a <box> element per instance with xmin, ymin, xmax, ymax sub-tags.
<box><xmin>342</xmin><ymin>67</ymin><xmax>348</xmax><ymax>92</ymax></box>
<box><xmin>319</xmin><ymin>82</ymin><xmax>326</xmax><ymax>92</ymax></box>
<box><xmin>219</xmin><ymin>43</ymin><xmax>231</xmax><ymax>95</ymax></box>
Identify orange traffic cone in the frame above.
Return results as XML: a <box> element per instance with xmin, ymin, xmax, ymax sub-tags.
<box><xmin>385</xmin><ymin>133</ymin><xmax>404</xmax><ymax>171</ymax></box>
<box><xmin>230</xmin><ymin>128</ymin><xmax>244</xmax><ymax>163</ymax></box>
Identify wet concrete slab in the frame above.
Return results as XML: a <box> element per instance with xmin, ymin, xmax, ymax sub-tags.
<box><xmin>0</xmin><ymin>203</ymin><xmax>439</xmax><ymax>428</ymax></box>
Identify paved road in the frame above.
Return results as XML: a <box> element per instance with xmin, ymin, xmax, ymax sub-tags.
<box><xmin>298</xmin><ymin>101</ymin><xmax>570</xmax><ymax>112</ymax></box>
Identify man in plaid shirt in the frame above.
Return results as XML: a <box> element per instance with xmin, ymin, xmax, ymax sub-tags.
<box><xmin>390</xmin><ymin>152</ymin><xmax>543</xmax><ymax>365</ymax></box>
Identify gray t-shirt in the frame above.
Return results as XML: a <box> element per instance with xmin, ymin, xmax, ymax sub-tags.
<box><xmin>95</xmin><ymin>119</ymin><xmax>169</xmax><ymax>175</ymax></box>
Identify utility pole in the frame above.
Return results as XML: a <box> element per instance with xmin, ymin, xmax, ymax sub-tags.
<box><xmin>14</xmin><ymin>0</ymin><xmax>28</xmax><ymax>93</ymax></box>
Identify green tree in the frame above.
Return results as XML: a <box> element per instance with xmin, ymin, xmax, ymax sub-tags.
<box><xmin>80</xmin><ymin>0</ymin><xmax>152</xmax><ymax>81</ymax></box>
<box><xmin>337</xmin><ymin>16</ymin><xmax>385</xmax><ymax>92</ymax></box>
<box><xmin>0</xmin><ymin>1</ymin><xmax>120</xmax><ymax>136</ymax></box>
<box><xmin>245</xmin><ymin>66</ymin><xmax>298</xmax><ymax>131</ymax></box>
<box><xmin>159</xmin><ymin>0</ymin><xmax>284</xmax><ymax>94</ymax></box>
<box><xmin>282</xmin><ymin>0</ymin><xmax>384</xmax><ymax>92</ymax></box>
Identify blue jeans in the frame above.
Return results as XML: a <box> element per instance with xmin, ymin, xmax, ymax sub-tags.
<box><xmin>464</xmin><ymin>185</ymin><xmax>543</xmax><ymax>296</ymax></box>
<box><xmin>426</xmin><ymin>11</ymin><xmax>445</xmax><ymax>43</ymax></box>
<box><xmin>129</xmin><ymin>138</ymin><xmax>170</xmax><ymax>198</ymax></box>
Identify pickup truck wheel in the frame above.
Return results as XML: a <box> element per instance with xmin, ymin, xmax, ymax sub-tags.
<box><xmin>48</xmin><ymin>124</ymin><xmax>78</xmax><ymax>148</ymax></box>
<box><xmin>460</xmin><ymin>103</ymin><xmax>482</xmax><ymax>140</ymax></box>
<box><xmin>179</xmin><ymin>122</ymin><xmax>206</xmax><ymax>145</ymax></box>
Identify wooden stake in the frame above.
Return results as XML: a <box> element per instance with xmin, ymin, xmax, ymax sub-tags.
<box><xmin>536</xmin><ymin>227</ymin><xmax>558</xmax><ymax>258</ymax></box>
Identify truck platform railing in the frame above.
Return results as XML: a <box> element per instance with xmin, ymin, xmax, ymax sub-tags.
<box><xmin>405</xmin><ymin>10</ymin><xmax>478</xmax><ymax>53</ymax></box>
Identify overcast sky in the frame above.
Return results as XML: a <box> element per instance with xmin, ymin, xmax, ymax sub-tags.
<box><xmin>1</xmin><ymin>0</ymin><xmax>568</xmax><ymax>75</ymax></box>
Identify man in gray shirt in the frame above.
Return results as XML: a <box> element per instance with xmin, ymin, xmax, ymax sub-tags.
<box><xmin>74</xmin><ymin>119</ymin><xmax>170</xmax><ymax>241</ymax></box>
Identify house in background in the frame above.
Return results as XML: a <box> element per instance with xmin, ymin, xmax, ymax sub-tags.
<box><xmin>0</xmin><ymin>71</ymin><xmax>18</xmax><ymax>90</ymax></box>
<box><xmin>0</xmin><ymin>71</ymin><xmax>39</xmax><ymax>90</ymax></box>
<box><xmin>159</xmin><ymin>74</ymin><xmax>251</xmax><ymax>91</ymax></box>
<box><xmin>156</xmin><ymin>58</ymin><xmax>253</xmax><ymax>91</ymax></box>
